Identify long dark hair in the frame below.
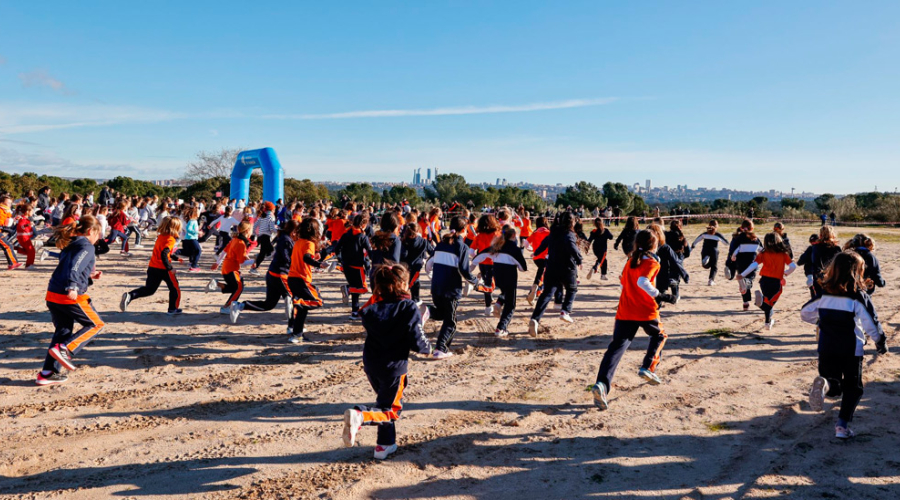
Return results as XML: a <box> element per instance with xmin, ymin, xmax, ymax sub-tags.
<box><xmin>442</xmin><ymin>216</ymin><xmax>467</xmax><ymax>244</ymax></box>
<box><xmin>821</xmin><ymin>250</ymin><xmax>865</xmax><ymax>295</ymax></box>
<box><xmin>372</xmin><ymin>212</ymin><xmax>400</xmax><ymax>251</ymax></box>
<box><xmin>629</xmin><ymin>229</ymin><xmax>657</xmax><ymax>268</ymax></box>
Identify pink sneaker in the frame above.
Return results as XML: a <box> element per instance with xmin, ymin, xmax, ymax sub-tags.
<box><xmin>187</xmin><ymin>268</ymin><xmax>201</xmax><ymax>273</ymax></box>
<box><xmin>7</xmin><ymin>262</ymin><xmax>23</xmax><ymax>271</ymax></box>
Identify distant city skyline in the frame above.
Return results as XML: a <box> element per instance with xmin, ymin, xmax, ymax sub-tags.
<box><xmin>1</xmin><ymin>2</ymin><xmax>898</xmax><ymax>193</ymax></box>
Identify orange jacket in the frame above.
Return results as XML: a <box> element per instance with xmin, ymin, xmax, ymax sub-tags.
<box><xmin>616</xmin><ymin>257</ymin><xmax>661</xmax><ymax>322</ymax></box>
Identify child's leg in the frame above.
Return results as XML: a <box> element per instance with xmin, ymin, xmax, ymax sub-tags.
<box><xmin>244</xmin><ymin>273</ymin><xmax>285</xmax><ymax>311</ymax></box>
<box><xmin>43</xmin><ymin>303</ymin><xmax>75</xmax><ymax>372</ymax></box>
<box><xmin>359</xmin><ymin>373</ymin><xmax>407</xmax><ymax>446</ymax></box>
<box><xmin>161</xmin><ymin>269</ymin><xmax>181</xmax><ymax>312</ymax></box>
<box><xmin>759</xmin><ymin>276</ymin><xmax>782</xmax><ymax>322</ymax></box>
<box><xmin>129</xmin><ymin>269</ymin><xmax>164</xmax><ymax>302</ymax></box>
<box><xmin>561</xmin><ymin>281</ymin><xmax>577</xmax><ymax>313</ymax></box>
<box><xmin>351</xmin><ymin>294</ymin><xmax>360</xmax><ymax>313</ymax></box>
<box><xmin>253</xmin><ymin>235</ymin><xmax>273</xmax><ymax>268</ymax></box>
<box><xmin>533</xmin><ymin>260</ymin><xmax>546</xmax><ymax>286</ymax></box>
<box><xmin>222</xmin><ymin>272</ymin><xmax>243</xmax><ymax>307</ymax></box>
<box><xmin>600</xmin><ymin>253</ymin><xmax>608</xmax><ymax>276</ymax></box>
<box><xmin>838</xmin><ymin>355</ymin><xmax>864</xmax><ymax>424</ymax></box>
<box><xmin>741</xmin><ymin>272</ymin><xmax>755</xmax><ymax>303</ymax></box>
<box><xmin>497</xmin><ymin>284</ymin><xmax>516</xmax><ymax>331</ymax></box>
<box><xmin>595</xmin><ymin>319</ymin><xmax>640</xmax><ymax>391</ymax></box>
<box><xmin>0</xmin><ymin>239</ymin><xmax>18</xmax><ymax>266</ymax></box>
<box><xmin>639</xmin><ymin>320</ymin><xmax>668</xmax><ymax>373</ymax></box>
<box><xmin>530</xmin><ymin>282</ymin><xmax>558</xmax><ymax>322</ymax></box>
<box><xmin>479</xmin><ymin>264</ymin><xmax>494</xmax><ymax>306</ymax></box>
<box><xmin>408</xmin><ymin>267</ymin><xmax>421</xmax><ymax>302</ymax></box>
<box><xmin>292</xmin><ymin>307</ymin><xmax>309</xmax><ymax>334</ymax></box>
<box><xmin>434</xmin><ymin>297</ymin><xmax>459</xmax><ymax>352</ymax></box>
<box><xmin>46</xmin><ymin>299</ymin><xmax>105</xmax><ymax>369</ymax></box>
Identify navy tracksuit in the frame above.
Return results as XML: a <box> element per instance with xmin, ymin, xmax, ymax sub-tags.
<box><xmin>426</xmin><ymin>238</ymin><xmax>476</xmax><ymax>352</ymax></box>
<box><xmin>401</xmin><ymin>236</ymin><xmax>433</xmax><ymax>302</ymax></box>
<box><xmin>244</xmin><ymin>233</ymin><xmax>294</xmax><ymax>312</ymax></box>
<box><xmin>359</xmin><ymin>296</ymin><xmax>432</xmax><ymax>445</ymax></box>
<box><xmin>587</xmin><ymin>228</ymin><xmax>613</xmax><ymax>275</ymax></box>
<box><xmin>531</xmin><ymin>227</ymin><xmax>582</xmax><ymax>319</ymax></box>
<box><xmin>729</xmin><ymin>233</ymin><xmax>762</xmax><ymax>303</ymax></box>
<box><xmin>691</xmin><ymin>232</ymin><xmax>729</xmax><ymax>281</ymax></box>
<box><xmin>473</xmin><ymin>240</ymin><xmax>528</xmax><ymax>331</ymax></box>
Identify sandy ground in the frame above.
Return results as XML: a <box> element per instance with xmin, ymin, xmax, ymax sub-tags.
<box><xmin>1</xmin><ymin>223</ymin><xmax>899</xmax><ymax>500</ymax></box>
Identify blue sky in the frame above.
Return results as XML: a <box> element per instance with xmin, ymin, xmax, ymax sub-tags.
<box><xmin>0</xmin><ymin>1</ymin><xmax>898</xmax><ymax>193</ymax></box>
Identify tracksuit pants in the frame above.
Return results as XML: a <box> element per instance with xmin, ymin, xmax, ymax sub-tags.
<box><xmin>357</xmin><ymin>372</ymin><xmax>407</xmax><ymax>446</ymax></box>
<box><xmin>701</xmin><ymin>247</ymin><xmax>718</xmax><ymax>281</ymax></box>
<box><xmin>758</xmin><ymin>276</ymin><xmax>782</xmax><ymax>322</ymax></box>
<box><xmin>128</xmin><ymin>267</ymin><xmax>181</xmax><ymax>312</ymax></box>
<box><xmin>244</xmin><ymin>272</ymin><xmax>290</xmax><ymax>312</ymax></box>
<box><xmin>818</xmin><ymin>354</ymin><xmax>863</xmax><ymax>423</ymax></box>
<box><xmin>222</xmin><ymin>271</ymin><xmax>243</xmax><ymax>307</ymax></box>
<box><xmin>531</xmin><ymin>271</ymin><xmax>577</xmax><ymax>320</ymax></box>
<box><xmin>44</xmin><ymin>298</ymin><xmax>105</xmax><ymax>373</ymax></box>
<box><xmin>595</xmin><ymin>319</ymin><xmax>667</xmax><ymax>392</ymax></box>
<box><xmin>253</xmin><ymin>235</ymin><xmax>274</xmax><ymax>268</ymax></box>
<box><xmin>288</xmin><ymin>277</ymin><xmax>323</xmax><ymax>335</ymax></box>
<box><xmin>428</xmin><ymin>296</ymin><xmax>459</xmax><ymax>352</ymax></box>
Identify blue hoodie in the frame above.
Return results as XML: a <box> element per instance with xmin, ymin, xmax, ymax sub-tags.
<box><xmin>47</xmin><ymin>236</ymin><xmax>96</xmax><ymax>296</ymax></box>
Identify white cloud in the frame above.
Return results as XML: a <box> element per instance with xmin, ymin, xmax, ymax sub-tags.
<box><xmin>263</xmin><ymin>97</ymin><xmax>618</xmax><ymax>120</ymax></box>
<box><xmin>19</xmin><ymin>69</ymin><xmax>75</xmax><ymax>95</ymax></box>
<box><xmin>0</xmin><ymin>102</ymin><xmax>186</xmax><ymax>134</ymax></box>
<box><xmin>0</xmin><ymin>146</ymin><xmax>166</xmax><ymax>178</ymax></box>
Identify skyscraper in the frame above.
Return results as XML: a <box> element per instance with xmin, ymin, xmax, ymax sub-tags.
<box><xmin>427</xmin><ymin>168</ymin><xmax>432</xmax><ymax>183</ymax></box>
<box><xmin>646</xmin><ymin>179</ymin><xmax>651</xmax><ymax>191</ymax></box>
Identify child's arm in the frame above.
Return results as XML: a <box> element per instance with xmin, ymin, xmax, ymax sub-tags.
<box><xmin>799</xmin><ymin>297</ymin><xmax>820</xmax><ymax>325</ymax></box>
<box><xmin>408</xmin><ymin>306</ymin><xmax>433</xmax><ymax>356</ymax></box>
<box><xmin>690</xmin><ymin>234</ymin><xmax>704</xmax><ymax>249</ymax></box>
<box><xmin>855</xmin><ymin>296</ymin><xmax>886</xmax><ymax>353</ymax></box>
<box><xmin>457</xmin><ymin>244</ymin><xmax>476</xmax><ymax>283</ymax></box>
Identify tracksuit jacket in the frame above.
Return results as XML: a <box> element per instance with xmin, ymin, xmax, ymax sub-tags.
<box><xmin>48</xmin><ymin>237</ymin><xmax>96</xmax><ymax>295</ymax></box>
<box><xmin>361</xmin><ymin>296</ymin><xmax>432</xmax><ymax>377</ymax></box>
<box><xmin>426</xmin><ymin>238</ymin><xmax>476</xmax><ymax>299</ymax></box>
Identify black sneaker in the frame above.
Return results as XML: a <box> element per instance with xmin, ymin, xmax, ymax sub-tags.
<box><xmin>48</xmin><ymin>343</ymin><xmax>76</xmax><ymax>371</ymax></box>
<box><xmin>36</xmin><ymin>371</ymin><xmax>68</xmax><ymax>386</ymax></box>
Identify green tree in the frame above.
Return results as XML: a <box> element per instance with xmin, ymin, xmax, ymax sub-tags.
<box><xmin>556</xmin><ymin>181</ymin><xmax>606</xmax><ymax>210</ymax></box>
<box><xmin>338</xmin><ymin>183</ymin><xmax>381</xmax><ymax>204</ymax></box>
<box><xmin>602</xmin><ymin>182</ymin><xmax>638</xmax><ymax>214</ymax></box>
<box><xmin>780</xmin><ymin>197</ymin><xmax>805</xmax><ymax>210</ymax></box>
<box><xmin>181</xmin><ymin>176</ymin><xmax>231</xmax><ymax>201</ymax></box>
<box><xmin>382</xmin><ymin>185</ymin><xmax>421</xmax><ymax>205</ymax></box>
<box><xmin>284</xmin><ymin>178</ymin><xmax>329</xmax><ymax>205</ymax></box>
<box><xmin>814</xmin><ymin>194</ymin><xmax>836</xmax><ymax>211</ymax></box>
<box><xmin>429</xmin><ymin>173</ymin><xmax>470</xmax><ymax>203</ymax></box>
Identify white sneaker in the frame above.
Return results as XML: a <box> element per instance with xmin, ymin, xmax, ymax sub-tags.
<box><xmin>494</xmin><ymin>328</ymin><xmax>508</xmax><ymax>338</ymax></box>
<box><xmin>766</xmin><ymin>319</ymin><xmax>775</xmax><ymax>331</ymax></box>
<box><xmin>120</xmin><ymin>292</ymin><xmax>131</xmax><ymax>312</ymax></box>
<box><xmin>133</xmin><ymin>244</ymin><xmax>144</xmax><ymax>249</ymax></box>
<box><xmin>283</xmin><ymin>296</ymin><xmax>293</xmax><ymax>321</ymax></box>
<box><xmin>249</xmin><ymin>267</ymin><xmax>260</xmax><ymax>276</ymax></box>
<box><xmin>417</xmin><ymin>302</ymin><xmax>430</xmax><ymax>327</ymax></box>
<box><xmin>484</xmin><ymin>306</ymin><xmax>494</xmax><ymax>317</ymax></box>
<box><xmin>340</xmin><ymin>285</ymin><xmax>349</xmax><ymax>306</ymax></box>
<box><xmin>560</xmin><ymin>311</ymin><xmax>574</xmax><ymax>323</ymax></box>
<box><xmin>600</xmin><ymin>274</ymin><xmax>608</xmax><ymax>281</ymax></box>
<box><xmin>809</xmin><ymin>376</ymin><xmax>829</xmax><ymax>412</ymax></box>
<box><xmin>206</xmin><ymin>278</ymin><xmax>218</xmax><ymax>293</ymax></box>
<box><xmin>374</xmin><ymin>443</ymin><xmax>398</xmax><ymax>460</ymax></box>
<box><xmin>462</xmin><ymin>280</ymin><xmax>473</xmax><ymax>297</ymax></box>
<box><xmin>708</xmin><ymin>279</ymin><xmax>715</xmax><ymax>286</ymax></box>
<box><xmin>39</xmin><ymin>248</ymin><xmax>49</xmax><ymax>262</ymax></box>
<box><xmin>219</xmin><ymin>306</ymin><xmax>230</xmax><ymax>315</ymax></box>
<box><xmin>702</xmin><ymin>256</ymin><xmax>710</xmax><ymax>267</ymax></box>
<box><xmin>432</xmin><ymin>350</ymin><xmax>454</xmax><ymax>360</ymax></box>
<box><xmin>342</xmin><ymin>409</ymin><xmax>364</xmax><ymax>447</ymax></box>
<box><xmin>229</xmin><ymin>302</ymin><xmax>244</xmax><ymax>324</ymax></box>
<box><xmin>492</xmin><ymin>303</ymin><xmax>502</xmax><ymax>318</ymax></box>
<box><xmin>754</xmin><ymin>290</ymin><xmax>764</xmax><ymax>308</ymax></box>
<box><xmin>528</xmin><ymin>319</ymin><xmax>539</xmax><ymax>337</ymax></box>
<box><xmin>526</xmin><ymin>284</ymin><xmax>537</xmax><ymax>305</ymax></box>
<box><xmin>288</xmin><ymin>333</ymin><xmax>304</xmax><ymax>344</ymax></box>
<box><xmin>327</xmin><ymin>260</ymin><xmax>338</xmax><ymax>273</ymax></box>
<box><xmin>586</xmin><ymin>268</ymin><xmax>595</xmax><ymax>280</ymax></box>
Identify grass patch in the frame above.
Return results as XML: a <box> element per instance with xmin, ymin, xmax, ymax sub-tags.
<box><xmin>705</xmin><ymin>422</ymin><xmax>731</xmax><ymax>432</ymax></box>
<box><xmin>705</xmin><ymin>328</ymin><xmax>734</xmax><ymax>338</ymax></box>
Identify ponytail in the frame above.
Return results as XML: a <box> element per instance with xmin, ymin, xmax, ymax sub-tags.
<box><xmin>54</xmin><ymin>215</ymin><xmax>101</xmax><ymax>249</ymax></box>
<box><xmin>442</xmin><ymin>216</ymin><xmax>466</xmax><ymax>244</ymax></box>
<box><xmin>628</xmin><ymin>230</ymin><xmax>657</xmax><ymax>269</ymax></box>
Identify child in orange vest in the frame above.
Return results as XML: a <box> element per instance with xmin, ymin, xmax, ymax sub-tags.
<box><xmin>121</xmin><ymin>217</ymin><xmax>185</xmax><ymax>315</ymax></box>
<box><xmin>206</xmin><ymin>220</ymin><xmax>253</xmax><ymax>314</ymax></box>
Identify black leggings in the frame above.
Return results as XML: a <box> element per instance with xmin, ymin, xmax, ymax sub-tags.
<box><xmin>479</xmin><ymin>263</ymin><xmax>495</xmax><ymax>307</ymax></box>
<box><xmin>701</xmin><ymin>247</ymin><xmax>718</xmax><ymax>281</ymax></box>
<box><xmin>595</xmin><ymin>319</ymin><xmax>667</xmax><ymax>392</ymax></box>
<box><xmin>758</xmin><ymin>276</ymin><xmax>782</xmax><ymax>322</ymax></box>
<box><xmin>532</xmin><ymin>259</ymin><xmax>546</xmax><ymax>286</ymax></box>
<box><xmin>254</xmin><ymin>235</ymin><xmax>274</xmax><ymax>268</ymax></box>
<box><xmin>591</xmin><ymin>251</ymin><xmax>608</xmax><ymax>276</ymax></box>
<box><xmin>129</xmin><ymin>267</ymin><xmax>181</xmax><ymax>312</ymax></box>
<box><xmin>222</xmin><ymin>271</ymin><xmax>243</xmax><ymax>307</ymax></box>
<box><xmin>496</xmin><ymin>281</ymin><xmax>517</xmax><ymax>331</ymax></box>
<box><xmin>428</xmin><ymin>296</ymin><xmax>459</xmax><ymax>352</ymax></box>
<box><xmin>244</xmin><ymin>272</ymin><xmax>290</xmax><ymax>312</ymax></box>
<box><xmin>819</xmin><ymin>354</ymin><xmax>863</xmax><ymax>423</ymax></box>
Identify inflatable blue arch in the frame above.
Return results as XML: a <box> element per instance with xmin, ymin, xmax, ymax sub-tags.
<box><xmin>230</xmin><ymin>147</ymin><xmax>285</xmax><ymax>204</ymax></box>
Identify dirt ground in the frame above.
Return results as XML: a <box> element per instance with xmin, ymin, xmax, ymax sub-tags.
<box><xmin>1</xmin><ymin>223</ymin><xmax>899</xmax><ymax>500</ymax></box>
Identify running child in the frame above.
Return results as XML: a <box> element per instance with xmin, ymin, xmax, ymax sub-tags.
<box><xmin>729</xmin><ymin>219</ymin><xmax>763</xmax><ymax>310</ymax></box>
<box><xmin>471</xmin><ymin>214</ymin><xmax>502</xmax><ymax>316</ymax></box>
<box><xmin>514</xmin><ymin>209</ymin><xmax>533</xmax><ymax>248</ymax></box>
<box><xmin>250</xmin><ymin>201</ymin><xmax>278</xmax><ymax>275</ymax></box>
<box><xmin>843</xmin><ymin>234</ymin><xmax>884</xmax><ymax>295</ymax></box>
<box><xmin>690</xmin><ymin>220</ymin><xmax>729</xmax><ymax>286</ymax></box>
<box><xmin>809</xmin><ymin>226</ymin><xmax>842</xmax><ymax>297</ymax></box>
<box><xmin>801</xmin><ymin>250</ymin><xmax>887</xmax><ymax>439</ymax></box>
<box><xmin>179</xmin><ymin>207</ymin><xmax>203</xmax><ymax>272</ymax></box>
<box><xmin>528</xmin><ymin>212</ymin><xmax>582</xmax><ymax>336</ymax></box>
<box><xmin>424</xmin><ymin>216</ymin><xmax>477</xmax><ymax>359</ymax></box>
<box><xmin>341</xmin><ymin>263</ymin><xmax>432</xmax><ymax>460</ymax></box>
<box><xmin>206</xmin><ymin>220</ymin><xmax>252</xmax><ymax>314</ymax></box>
<box><xmin>648</xmin><ymin>223</ymin><xmax>688</xmax><ymax>304</ymax></box>
<box><xmin>613</xmin><ymin>216</ymin><xmax>639</xmax><ymax>256</ymax></box>
<box><xmin>0</xmin><ymin>195</ymin><xmax>22</xmax><ymax>270</ymax></box>
<box><xmin>586</xmin><ymin>217</ymin><xmax>614</xmax><ymax>280</ymax></box>
<box><xmin>120</xmin><ymin>217</ymin><xmax>184</xmax><ymax>315</ymax></box>
<box><xmin>400</xmin><ymin>222</ymin><xmax>433</xmax><ymax>304</ymax></box>
<box><xmin>229</xmin><ymin>220</ymin><xmax>298</xmax><ymax>324</ymax></box>
<box><xmin>14</xmin><ymin>202</ymin><xmax>37</xmax><ymax>268</ymax></box>
<box><xmin>590</xmin><ymin>229</ymin><xmax>676</xmax><ymax>410</ymax></box>
<box><xmin>37</xmin><ymin>216</ymin><xmax>106</xmax><ymax>386</ymax></box>
<box><xmin>370</xmin><ymin>212</ymin><xmax>402</xmax><ymax>269</ymax></box>
<box><xmin>286</xmin><ymin>218</ymin><xmax>327</xmax><ymax>343</ymax></box>
<box><xmin>335</xmin><ymin>213</ymin><xmax>373</xmax><ymax>319</ymax></box>
<box><xmin>472</xmin><ymin>226</ymin><xmax>527</xmax><ymax>337</ymax></box>
<box><xmin>525</xmin><ymin>216</ymin><xmax>550</xmax><ymax>304</ymax></box>
<box><xmin>740</xmin><ymin>232</ymin><xmax>796</xmax><ymax>330</ymax></box>
<box><xmin>773</xmin><ymin>222</ymin><xmax>793</xmax><ymax>258</ymax></box>
<box><xmin>797</xmin><ymin>234</ymin><xmax>819</xmax><ymax>299</ymax></box>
